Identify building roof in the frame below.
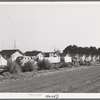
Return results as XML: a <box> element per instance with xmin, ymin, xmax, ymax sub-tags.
<box><xmin>44</xmin><ymin>52</ymin><xmax>56</xmax><ymax>57</ymax></box>
<box><xmin>44</xmin><ymin>52</ymin><xmax>60</xmax><ymax>57</ymax></box>
<box><xmin>25</xmin><ymin>51</ymin><xmax>42</xmax><ymax>56</ymax></box>
<box><xmin>0</xmin><ymin>49</ymin><xmax>24</xmax><ymax>56</ymax></box>
<box><xmin>44</xmin><ymin>53</ymin><xmax>50</xmax><ymax>57</ymax></box>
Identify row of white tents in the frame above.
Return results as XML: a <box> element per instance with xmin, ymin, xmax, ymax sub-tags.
<box><xmin>0</xmin><ymin>54</ymin><xmax>72</xmax><ymax>67</ymax></box>
<box><xmin>0</xmin><ymin>53</ymin><xmax>100</xmax><ymax>66</ymax></box>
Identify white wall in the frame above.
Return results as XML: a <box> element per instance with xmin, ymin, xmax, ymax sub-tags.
<box><xmin>0</xmin><ymin>54</ymin><xmax>7</xmax><ymax>66</ymax></box>
<box><xmin>86</xmin><ymin>56</ymin><xmax>91</xmax><ymax>61</ymax></box>
<box><xmin>11</xmin><ymin>51</ymin><xmax>23</xmax><ymax>61</ymax></box>
<box><xmin>79</xmin><ymin>55</ymin><xmax>85</xmax><ymax>61</ymax></box>
<box><xmin>64</xmin><ymin>56</ymin><xmax>72</xmax><ymax>62</ymax></box>
<box><xmin>37</xmin><ymin>53</ymin><xmax>44</xmax><ymax>60</ymax></box>
<box><xmin>45</xmin><ymin>57</ymin><xmax>60</xmax><ymax>63</ymax></box>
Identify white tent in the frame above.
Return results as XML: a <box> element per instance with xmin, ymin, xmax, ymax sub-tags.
<box><xmin>64</xmin><ymin>55</ymin><xmax>72</xmax><ymax>62</ymax></box>
<box><xmin>0</xmin><ymin>54</ymin><xmax>7</xmax><ymax>66</ymax></box>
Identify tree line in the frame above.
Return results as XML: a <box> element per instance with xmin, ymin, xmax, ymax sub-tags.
<box><xmin>63</xmin><ymin>45</ymin><xmax>100</xmax><ymax>56</ymax></box>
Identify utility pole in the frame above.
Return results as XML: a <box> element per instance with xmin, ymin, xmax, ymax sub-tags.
<box><xmin>54</xmin><ymin>45</ymin><xmax>56</xmax><ymax>52</ymax></box>
<box><xmin>13</xmin><ymin>39</ymin><xmax>17</xmax><ymax>49</ymax></box>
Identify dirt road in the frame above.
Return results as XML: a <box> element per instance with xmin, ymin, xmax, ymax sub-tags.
<box><xmin>0</xmin><ymin>66</ymin><xmax>100</xmax><ymax>92</ymax></box>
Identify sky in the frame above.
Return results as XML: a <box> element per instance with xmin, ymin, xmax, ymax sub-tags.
<box><xmin>0</xmin><ymin>2</ymin><xmax>100</xmax><ymax>53</ymax></box>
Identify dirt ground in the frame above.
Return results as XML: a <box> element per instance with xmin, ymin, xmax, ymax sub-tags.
<box><xmin>0</xmin><ymin>65</ymin><xmax>100</xmax><ymax>92</ymax></box>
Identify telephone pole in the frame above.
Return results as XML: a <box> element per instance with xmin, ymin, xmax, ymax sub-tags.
<box><xmin>13</xmin><ymin>39</ymin><xmax>17</xmax><ymax>49</ymax></box>
<box><xmin>54</xmin><ymin>45</ymin><xmax>56</xmax><ymax>52</ymax></box>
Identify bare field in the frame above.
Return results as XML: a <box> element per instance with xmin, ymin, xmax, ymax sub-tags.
<box><xmin>0</xmin><ymin>66</ymin><xmax>100</xmax><ymax>92</ymax></box>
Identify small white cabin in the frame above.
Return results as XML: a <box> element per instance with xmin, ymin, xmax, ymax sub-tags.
<box><xmin>0</xmin><ymin>49</ymin><xmax>24</xmax><ymax>62</ymax></box>
<box><xmin>44</xmin><ymin>52</ymin><xmax>60</xmax><ymax>63</ymax></box>
<box><xmin>85</xmin><ymin>55</ymin><xmax>91</xmax><ymax>61</ymax></box>
<box><xmin>25</xmin><ymin>51</ymin><xmax>44</xmax><ymax>61</ymax></box>
<box><xmin>64</xmin><ymin>54</ymin><xmax>72</xmax><ymax>62</ymax></box>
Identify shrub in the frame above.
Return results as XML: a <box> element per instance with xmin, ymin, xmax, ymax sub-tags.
<box><xmin>0</xmin><ymin>65</ymin><xmax>7</xmax><ymax>74</ymax></box>
<box><xmin>16</xmin><ymin>57</ymin><xmax>23</xmax><ymax>65</ymax></box>
<box><xmin>0</xmin><ymin>75</ymin><xmax>3</xmax><ymax>79</ymax></box>
<box><xmin>74</xmin><ymin>62</ymin><xmax>80</xmax><ymax>67</ymax></box>
<box><xmin>21</xmin><ymin>61</ymin><xmax>37</xmax><ymax>72</ymax></box>
<box><xmin>95</xmin><ymin>59</ymin><xmax>100</xmax><ymax>64</ymax></box>
<box><xmin>2</xmin><ymin>72</ymin><xmax>11</xmax><ymax>78</ymax></box>
<box><xmin>37</xmin><ymin>59</ymin><xmax>52</xmax><ymax>70</ymax></box>
<box><xmin>7</xmin><ymin>58</ymin><xmax>22</xmax><ymax>74</ymax></box>
<box><xmin>59</xmin><ymin>63</ymin><xmax>67</xmax><ymax>68</ymax></box>
<box><xmin>79</xmin><ymin>60</ymin><xmax>86</xmax><ymax>66</ymax></box>
<box><xmin>59</xmin><ymin>62</ymin><xmax>73</xmax><ymax>68</ymax></box>
<box><xmin>50</xmin><ymin>63</ymin><xmax>59</xmax><ymax>70</ymax></box>
<box><xmin>86</xmin><ymin>61</ymin><xmax>92</xmax><ymax>66</ymax></box>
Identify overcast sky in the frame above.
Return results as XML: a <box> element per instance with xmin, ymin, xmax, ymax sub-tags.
<box><xmin>0</xmin><ymin>2</ymin><xmax>100</xmax><ymax>52</ymax></box>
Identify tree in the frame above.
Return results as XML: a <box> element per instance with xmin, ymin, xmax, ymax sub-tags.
<box><xmin>77</xmin><ymin>47</ymin><xmax>84</xmax><ymax>55</ymax></box>
<box><xmin>72</xmin><ymin>45</ymin><xmax>78</xmax><ymax>54</ymax></box>
<box><xmin>98</xmin><ymin>48</ymin><xmax>100</xmax><ymax>55</ymax></box>
<box><xmin>83</xmin><ymin>47</ymin><xmax>90</xmax><ymax>56</ymax></box>
<box><xmin>90</xmin><ymin>46</ymin><xmax>98</xmax><ymax>56</ymax></box>
<box><xmin>63</xmin><ymin>45</ymin><xmax>99</xmax><ymax>56</ymax></box>
<box><xmin>63</xmin><ymin>45</ymin><xmax>73</xmax><ymax>54</ymax></box>
<box><xmin>63</xmin><ymin>45</ymin><xmax>78</xmax><ymax>54</ymax></box>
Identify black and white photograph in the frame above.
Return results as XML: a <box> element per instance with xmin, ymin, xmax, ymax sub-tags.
<box><xmin>0</xmin><ymin>2</ymin><xmax>100</xmax><ymax>96</ymax></box>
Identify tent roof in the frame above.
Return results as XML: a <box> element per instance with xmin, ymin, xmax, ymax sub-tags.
<box><xmin>44</xmin><ymin>52</ymin><xmax>60</xmax><ymax>57</ymax></box>
<box><xmin>25</xmin><ymin>51</ymin><xmax>43</xmax><ymax>56</ymax></box>
<box><xmin>0</xmin><ymin>49</ymin><xmax>24</xmax><ymax>56</ymax></box>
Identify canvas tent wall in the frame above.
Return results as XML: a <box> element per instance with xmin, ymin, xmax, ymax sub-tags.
<box><xmin>64</xmin><ymin>55</ymin><xmax>72</xmax><ymax>62</ymax></box>
<box><xmin>0</xmin><ymin>54</ymin><xmax>7</xmax><ymax>66</ymax></box>
<box><xmin>45</xmin><ymin>57</ymin><xmax>60</xmax><ymax>63</ymax></box>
